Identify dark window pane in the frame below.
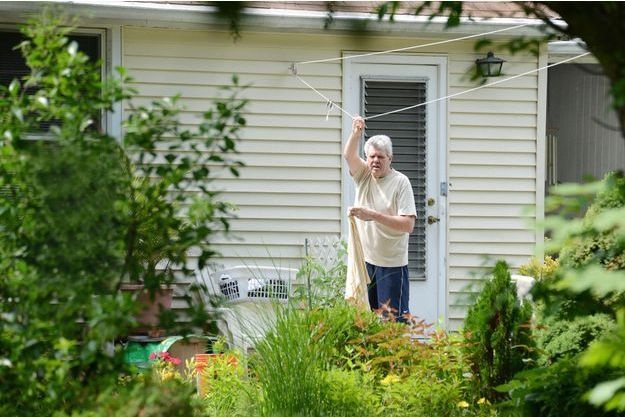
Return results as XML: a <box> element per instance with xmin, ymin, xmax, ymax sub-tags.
<box><xmin>1</xmin><ymin>30</ymin><xmax>102</xmax><ymax>133</ymax></box>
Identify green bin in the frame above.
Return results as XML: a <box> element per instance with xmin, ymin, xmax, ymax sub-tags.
<box><xmin>123</xmin><ymin>340</ymin><xmax>163</xmax><ymax>371</ymax></box>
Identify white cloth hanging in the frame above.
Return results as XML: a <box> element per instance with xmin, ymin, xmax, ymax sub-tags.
<box><xmin>344</xmin><ymin>215</ymin><xmax>371</xmax><ymax>309</ymax></box>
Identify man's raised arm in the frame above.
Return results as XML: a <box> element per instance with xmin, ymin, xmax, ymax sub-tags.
<box><xmin>343</xmin><ymin>116</ymin><xmax>367</xmax><ymax>176</ymax></box>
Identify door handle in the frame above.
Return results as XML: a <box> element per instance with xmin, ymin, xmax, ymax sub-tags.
<box><xmin>427</xmin><ymin>215</ymin><xmax>440</xmax><ymax>225</ymax></box>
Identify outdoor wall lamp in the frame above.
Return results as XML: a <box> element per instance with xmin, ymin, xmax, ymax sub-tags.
<box><xmin>475</xmin><ymin>51</ymin><xmax>505</xmax><ymax>77</ymax></box>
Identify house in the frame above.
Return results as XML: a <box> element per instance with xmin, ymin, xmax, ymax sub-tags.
<box><xmin>1</xmin><ymin>1</ymin><xmax>618</xmax><ymax>330</ymax></box>
<box><xmin>547</xmin><ymin>41</ymin><xmax>625</xmax><ymax>185</ymax></box>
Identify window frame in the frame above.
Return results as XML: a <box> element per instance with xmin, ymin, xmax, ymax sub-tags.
<box><xmin>0</xmin><ymin>23</ymin><xmax>122</xmax><ymax>140</ymax></box>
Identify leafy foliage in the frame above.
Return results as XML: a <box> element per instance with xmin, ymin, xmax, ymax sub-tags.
<box><xmin>249</xmin><ymin>301</ymin><xmax>485</xmax><ymax>417</ymax></box>
<box><xmin>518</xmin><ymin>255</ymin><xmax>560</xmax><ymax>281</ymax></box>
<box><xmin>501</xmin><ymin>357</ymin><xmax>622</xmax><ymax>417</ymax></box>
<box><xmin>197</xmin><ymin>352</ymin><xmax>256</xmax><ymax>417</ymax></box>
<box><xmin>0</xmin><ymin>11</ymin><xmax>245</xmax><ymax>415</ymax></box>
<box><xmin>535</xmin><ymin>313</ymin><xmax>615</xmax><ymax>365</ymax></box>
<box><xmin>559</xmin><ymin>172</ymin><xmax>625</xmax><ymax>271</ymax></box>
<box><xmin>463</xmin><ymin>261</ymin><xmax>536</xmax><ymax>402</ymax></box>
<box><xmin>294</xmin><ymin>239</ymin><xmax>347</xmax><ymax>308</ymax></box>
<box><xmin>525</xmin><ymin>173</ymin><xmax>625</xmax><ymax>413</ymax></box>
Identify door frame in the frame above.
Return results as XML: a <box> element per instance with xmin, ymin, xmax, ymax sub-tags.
<box><xmin>341</xmin><ymin>52</ymin><xmax>448</xmax><ymax>324</ymax></box>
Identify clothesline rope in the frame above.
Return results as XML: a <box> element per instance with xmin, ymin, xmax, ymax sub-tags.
<box><xmin>294</xmin><ymin>73</ymin><xmax>357</xmax><ymax>119</ymax></box>
<box><xmin>293</xmin><ymin>52</ymin><xmax>591</xmax><ymax>121</ymax></box>
<box><xmin>365</xmin><ymin>52</ymin><xmax>591</xmax><ymax>120</ymax></box>
<box><xmin>294</xmin><ymin>23</ymin><xmax>530</xmax><ymax>66</ymax></box>
<box><xmin>289</xmin><ymin>22</ymin><xmax>591</xmax><ymax>121</ymax></box>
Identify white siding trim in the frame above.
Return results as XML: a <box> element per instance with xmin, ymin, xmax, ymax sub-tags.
<box><xmin>107</xmin><ymin>24</ymin><xmax>123</xmax><ymax>140</ymax></box>
<box><xmin>535</xmin><ymin>44</ymin><xmax>548</xmax><ymax>258</ymax></box>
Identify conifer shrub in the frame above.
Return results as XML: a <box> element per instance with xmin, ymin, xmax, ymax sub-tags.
<box><xmin>559</xmin><ymin>171</ymin><xmax>625</xmax><ymax>271</ymax></box>
<box><xmin>463</xmin><ymin>260</ymin><xmax>536</xmax><ymax>402</ymax></box>
<box><xmin>536</xmin><ymin>313</ymin><xmax>615</xmax><ymax>365</ymax></box>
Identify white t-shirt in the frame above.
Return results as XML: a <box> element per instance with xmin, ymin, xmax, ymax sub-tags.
<box><xmin>352</xmin><ymin>165</ymin><xmax>417</xmax><ymax>267</ymax></box>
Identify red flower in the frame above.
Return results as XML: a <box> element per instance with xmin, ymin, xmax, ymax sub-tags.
<box><xmin>149</xmin><ymin>351</ymin><xmax>181</xmax><ymax>365</ymax></box>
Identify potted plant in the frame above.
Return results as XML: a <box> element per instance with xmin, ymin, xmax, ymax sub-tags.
<box><xmin>195</xmin><ymin>336</ymin><xmax>240</xmax><ymax>396</ymax></box>
<box><xmin>114</xmin><ymin>84</ymin><xmax>247</xmax><ymax>338</ymax></box>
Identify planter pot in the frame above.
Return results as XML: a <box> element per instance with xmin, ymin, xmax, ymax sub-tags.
<box><xmin>121</xmin><ymin>283</ymin><xmax>173</xmax><ymax>337</ymax></box>
<box><xmin>195</xmin><ymin>353</ymin><xmax>238</xmax><ymax>396</ymax></box>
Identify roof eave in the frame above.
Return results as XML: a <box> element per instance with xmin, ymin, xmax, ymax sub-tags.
<box><xmin>0</xmin><ymin>1</ymin><xmax>549</xmax><ymax>37</ymax></box>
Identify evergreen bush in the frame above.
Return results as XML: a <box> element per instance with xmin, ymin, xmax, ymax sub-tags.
<box><xmin>536</xmin><ymin>313</ymin><xmax>615</xmax><ymax>365</ymax></box>
<box><xmin>501</xmin><ymin>357</ymin><xmax>622</xmax><ymax>417</ymax></box>
<box><xmin>463</xmin><ymin>260</ymin><xmax>536</xmax><ymax>402</ymax></box>
<box><xmin>559</xmin><ymin>171</ymin><xmax>625</xmax><ymax>271</ymax></box>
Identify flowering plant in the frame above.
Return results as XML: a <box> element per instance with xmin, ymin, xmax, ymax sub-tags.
<box><xmin>149</xmin><ymin>351</ymin><xmax>182</xmax><ymax>382</ymax></box>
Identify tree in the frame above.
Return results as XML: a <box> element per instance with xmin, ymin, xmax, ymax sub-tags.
<box><xmin>374</xmin><ymin>1</ymin><xmax>625</xmax><ymax>140</ymax></box>
<box><xmin>0</xmin><ymin>10</ymin><xmax>246</xmax><ymax>415</ymax></box>
<box><xmin>519</xmin><ymin>2</ymin><xmax>625</xmax><ymax>138</ymax></box>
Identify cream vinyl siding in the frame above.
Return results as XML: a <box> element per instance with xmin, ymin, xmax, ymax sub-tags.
<box><xmin>123</xmin><ymin>27</ymin><xmax>347</xmax><ymax>287</ymax></box>
<box><xmin>122</xmin><ymin>27</ymin><xmax>542</xmax><ymax>328</ymax></box>
<box><xmin>447</xmin><ymin>47</ymin><xmax>542</xmax><ymax>330</ymax></box>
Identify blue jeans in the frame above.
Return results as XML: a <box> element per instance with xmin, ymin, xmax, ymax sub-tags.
<box><xmin>366</xmin><ymin>263</ymin><xmax>410</xmax><ymax>321</ymax></box>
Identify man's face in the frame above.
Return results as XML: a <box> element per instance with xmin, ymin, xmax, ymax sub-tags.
<box><xmin>366</xmin><ymin>147</ymin><xmax>392</xmax><ymax>178</ymax></box>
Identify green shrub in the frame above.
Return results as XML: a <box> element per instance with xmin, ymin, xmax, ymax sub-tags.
<box><xmin>0</xmin><ymin>10</ymin><xmax>245</xmax><ymax>415</ymax></box>
<box><xmin>463</xmin><ymin>260</ymin><xmax>536</xmax><ymax>402</ymax></box>
<box><xmin>559</xmin><ymin>171</ymin><xmax>625</xmax><ymax>271</ymax></box>
<box><xmin>539</xmin><ymin>173</ymin><xmax>625</xmax><ymax>412</ymax></box>
<box><xmin>538</xmin><ymin>172</ymin><xmax>625</xmax><ymax>320</ymax></box>
<box><xmin>321</xmin><ymin>369</ymin><xmax>378</xmax><ymax>416</ymax></box>
<box><xmin>379</xmin><ymin>372</ymin><xmax>461</xmax><ymax>417</ymax></box>
<box><xmin>198</xmin><ymin>353</ymin><xmax>258</xmax><ymax>417</ymax></box>
<box><xmin>249</xmin><ymin>301</ymin><xmax>488</xmax><ymax>417</ymax></box>
<box><xmin>501</xmin><ymin>357</ymin><xmax>622</xmax><ymax>417</ymax></box>
<box><xmin>518</xmin><ymin>255</ymin><xmax>560</xmax><ymax>280</ymax></box>
<box><xmin>70</xmin><ymin>377</ymin><xmax>200</xmax><ymax>417</ymax></box>
<box><xmin>536</xmin><ymin>313</ymin><xmax>615</xmax><ymax>365</ymax></box>
<box><xmin>295</xmin><ymin>240</ymin><xmax>347</xmax><ymax>308</ymax></box>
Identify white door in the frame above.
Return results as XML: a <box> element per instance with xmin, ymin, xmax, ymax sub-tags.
<box><xmin>343</xmin><ymin>54</ymin><xmax>447</xmax><ymax>326</ymax></box>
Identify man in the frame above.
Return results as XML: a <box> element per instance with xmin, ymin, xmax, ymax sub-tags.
<box><xmin>343</xmin><ymin>116</ymin><xmax>416</xmax><ymax>321</ymax></box>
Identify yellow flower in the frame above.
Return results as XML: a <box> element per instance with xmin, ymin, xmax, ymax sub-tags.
<box><xmin>457</xmin><ymin>401</ymin><xmax>470</xmax><ymax>408</ymax></box>
<box><xmin>161</xmin><ymin>370</ymin><xmax>176</xmax><ymax>381</ymax></box>
<box><xmin>380</xmin><ymin>374</ymin><xmax>401</xmax><ymax>386</ymax></box>
<box><xmin>477</xmin><ymin>397</ymin><xmax>490</xmax><ymax>405</ymax></box>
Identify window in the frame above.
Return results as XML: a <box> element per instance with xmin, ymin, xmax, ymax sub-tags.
<box><xmin>362</xmin><ymin>79</ymin><xmax>427</xmax><ymax>280</ymax></box>
<box><xmin>1</xmin><ymin>28</ymin><xmax>104</xmax><ymax>133</ymax></box>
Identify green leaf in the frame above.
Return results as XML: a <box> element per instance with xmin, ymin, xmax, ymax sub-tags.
<box><xmin>592</xmin><ymin>207</ymin><xmax>625</xmax><ymax>232</ymax></box>
<box><xmin>557</xmin><ymin>266</ymin><xmax>625</xmax><ymax>296</ymax></box>
<box><xmin>11</xmin><ymin>107</ymin><xmax>23</xmax><ymax>122</ymax></box>
<box><xmin>8</xmin><ymin>79</ymin><xmax>20</xmax><ymax>95</ymax></box>
<box><xmin>192</xmin><ymin>167</ymin><xmax>209</xmax><ymax>180</ymax></box>
<box><xmin>474</xmin><ymin>39</ymin><xmax>493</xmax><ymax>51</ymax></box>
<box><xmin>587</xmin><ymin>377</ymin><xmax>625</xmax><ymax>407</ymax></box>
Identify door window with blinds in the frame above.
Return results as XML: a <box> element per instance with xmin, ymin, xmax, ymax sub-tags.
<box><xmin>361</xmin><ymin>78</ymin><xmax>427</xmax><ymax>280</ymax></box>
<box><xmin>0</xmin><ymin>29</ymin><xmax>104</xmax><ymax>133</ymax></box>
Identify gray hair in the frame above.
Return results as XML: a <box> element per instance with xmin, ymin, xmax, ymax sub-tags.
<box><xmin>364</xmin><ymin>135</ymin><xmax>393</xmax><ymax>158</ymax></box>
